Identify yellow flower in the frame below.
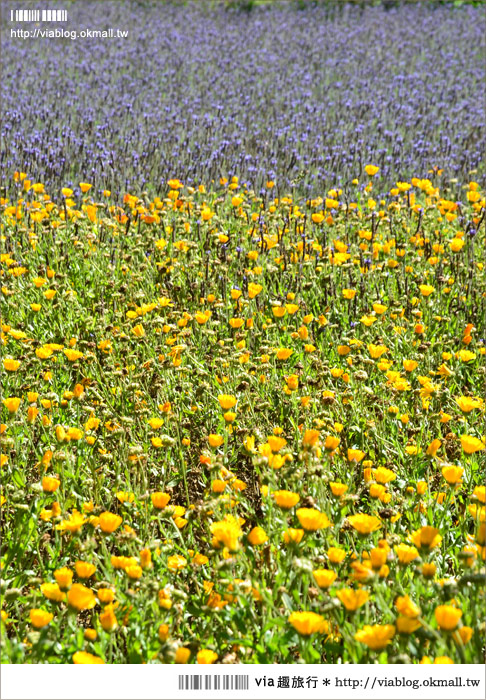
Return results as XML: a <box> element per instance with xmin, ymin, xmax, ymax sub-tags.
<box><xmin>276</xmin><ymin>348</ymin><xmax>293</xmax><ymax>360</ymax></box>
<box><xmin>426</xmin><ymin>439</ymin><xmax>441</xmax><ymax>457</ymax></box>
<box><xmin>336</xmin><ymin>588</ymin><xmax>369</xmax><ymax>610</ymax></box>
<box><xmin>285</xmin><ymin>374</ymin><xmax>299</xmax><ymax>391</ymax></box>
<box><xmin>75</xmin><ymin>561</ymin><xmax>96</xmax><ymax>579</ymax></box>
<box><xmin>282</xmin><ymin>528</ymin><xmax>304</xmax><ymax>544</ymax></box>
<box><xmin>55</xmin><ymin>510</ymin><xmax>87</xmax><ymax>534</ymax></box>
<box><xmin>288</xmin><ymin>611</ymin><xmax>328</xmax><ymax>636</ymax></box>
<box><xmin>361</xmin><ymin>315</ymin><xmax>377</xmax><ymax>327</ymax></box>
<box><xmin>194</xmin><ymin>310</ymin><xmax>210</xmax><ymax>324</ymax></box>
<box><xmin>373</xmin><ymin>303</ymin><xmax>387</xmax><ymax>315</ymax></box>
<box><xmin>373</xmin><ymin>467</ymin><xmax>396</xmax><ymax>484</ymax></box>
<box><xmin>457</xmin><ymin>349</ymin><xmax>476</xmax><ymax>362</ymax></box>
<box><xmin>435</xmin><ymin>605</ymin><xmax>462</xmax><ymax>631</ymax></box>
<box><xmin>342</xmin><ymin>288</ymin><xmax>356</xmax><ymax>300</ymax></box>
<box><xmin>410</xmin><ymin>526</ymin><xmax>442</xmax><ymax>550</ymax></box>
<box><xmin>79</xmin><ymin>182</ymin><xmax>92</xmax><ymax>193</ymax></box>
<box><xmin>455</xmin><ymin>626</ymin><xmax>473</xmax><ymax>645</ymax></box>
<box><xmin>197</xmin><ymin>649</ymin><xmax>218</xmax><ymax>664</ymax></box>
<box><xmin>396</xmin><ymin>616</ymin><xmax>422</xmax><ymax>634</ymax></box>
<box><xmin>325</xmin><ymin>435</ymin><xmax>340</xmax><ymax>451</ymax></box>
<box><xmin>36</xmin><ymin>346</ymin><xmax>53</xmax><ymax>359</ymax></box>
<box><xmin>247</xmin><ymin>526</ymin><xmax>268</xmax><ymax>545</ymax></box>
<box><xmin>211</xmin><ymin>479</ymin><xmax>226</xmax><ymax>493</ymax></box>
<box><xmin>248</xmin><ymin>283</ymin><xmax>262</xmax><ymax>299</ymax></box>
<box><xmin>41</xmin><ymin>476</ymin><xmax>60</xmax><ymax>493</ymax></box>
<box><xmin>175</xmin><ymin>647</ymin><xmax>191</xmax><ymax>663</ymax></box>
<box><xmin>3</xmin><ymin>397</ymin><xmax>21</xmax><ymax>413</ymax></box>
<box><xmin>473</xmin><ymin>486</ymin><xmax>486</xmax><ymax>504</ymax></box>
<box><xmin>99</xmin><ymin>511</ymin><xmax>122</xmax><ymax>533</ymax></box>
<box><xmin>151</xmin><ymin>492</ymin><xmax>171</xmax><ymax>509</ymax></box>
<box><xmin>456</xmin><ymin>396</ymin><xmax>482</xmax><ymax>413</ymax></box>
<box><xmin>302</xmin><ymin>429</ymin><xmax>320</xmax><ymax>447</ymax></box>
<box><xmin>296</xmin><ymin>508</ymin><xmax>331</xmax><ymax>531</ymax></box>
<box><xmin>190</xmin><ymin>552</ymin><xmax>208</xmax><ymax>566</ymax></box>
<box><xmin>73</xmin><ymin>651</ymin><xmax>104</xmax><ymax>664</ymax></box>
<box><xmin>394</xmin><ymin>544</ymin><xmax>419</xmax><ymax>564</ymax></box>
<box><xmin>167</xmin><ymin>555</ymin><xmax>187</xmax><ymax>572</ymax></box>
<box><xmin>350</xmin><ymin>560</ymin><xmax>373</xmax><ymax>582</ymax></box>
<box><xmin>131</xmin><ymin>323</ymin><xmax>145</xmax><ymax>338</ymax></box>
<box><xmin>403</xmin><ymin>359</ymin><xmax>418</xmax><ymax>372</ymax></box>
<box><xmin>67</xmin><ymin>583</ymin><xmax>96</xmax><ymax>611</ymax></box>
<box><xmin>370</xmin><ymin>548</ymin><xmax>387</xmax><ymax>570</ymax></box>
<box><xmin>29</xmin><ymin>609</ymin><xmax>53</xmax><ymax>628</ymax></box>
<box><xmin>354</xmin><ymin>624</ymin><xmax>395</xmax><ymax>650</ymax></box>
<box><xmin>442</xmin><ymin>465</ymin><xmax>464</xmax><ymax>485</ymax></box>
<box><xmin>243</xmin><ymin>435</ymin><xmax>255</xmax><ymax>452</ymax></box>
<box><xmin>218</xmin><ymin>394</ymin><xmax>236</xmax><ymax>410</ymax></box>
<box><xmin>348</xmin><ymin>514</ymin><xmax>381</xmax><ymax>535</ymax></box>
<box><xmin>449</xmin><ymin>238</ymin><xmax>464</xmax><ymax>252</ymax></box>
<box><xmin>330</xmin><ymin>482</ymin><xmax>348</xmax><ymax>497</ymax></box>
<box><xmin>421</xmin><ymin>562</ymin><xmax>437</xmax><ymax>578</ymax></box>
<box><xmin>419</xmin><ymin>284</ymin><xmax>434</xmax><ymax>297</ymax></box>
<box><xmin>364</xmin><ymin>165</ymin><xmax>380</xmax><ymax>177</ymax></box>
<box><xmin>395</xmin><ymin>595</ymin><xmax>421</xmax><ymax>618</ymax></box>
<box><xmin>54</xmin><ymin>568</ymin><xmax>73</xmax><ymax>590</ymax></box>
<box><xmin>158</xmin><ymin>623</ymin><xmax>169</xmax><ymax>642</ymax></box>
<box><xmin>117</xmin><ymin>491</ymin><xmax>135</xmax><ymax>504</ymax></box>
<box><xmin>208</xmin><ymin>433</ymin><xmax>224</xmax><ymax>448</ymax></box>
<box><xmin>32</xmin><ymin>276</ymin><xmax>47</xmax><ymax>287</ymax></box>
<box><xmin>63</xmin><ymin>349</ymin><xmax>84</xmax><ymax>362</ymax></box>
<box><xmin>327</xmin><ymin>546</ymin><xmax>346</xmax><ymax>564</ymax></box>
<box><xmin>369</xmin><ymin>484</ymin><xmax>387</xmax><ymax>500</ymax></box>
<box><xmin>100</xmin><ymin>604</ymin><xmax>118</xmax><ymax>632</ymax></box>
<box><xmin>98</xmin><ymin>588</ymin><xmax>116</xmax><ymax>604</ymax></box>
<box><xmin>461</xmin><ymin>435</ymin><xmax>485</xmax><ymax>454</ymax></box>
<box><xmin>286</xmin><ymin>303</ymin><xmax>300</xmax><ymax>315</ymax></box>
<box><xmin>347</xmin><ymin>448</ymin><xmax>365</xmax><ymax>463</ymax></box>
<box><xmin>40</xmin><ymin>582</ymin><xmax>66</xmax><ymax>602</ymax></box>
<box><xmin>312</xmin><ymin>569</ymin><xmax>337</xmax><ymax>588</ymax></box>
<box><xmin>210</xmin><ymin>515</ymin><xmax>243</xmax><ymax>551</ymax></box>
<box><xmin>67</xmin><ymin>427</ymin><xmax>83</xmax><ymax>441</ymax></box>
<box><xmin>368</xmin><ymin>344</ymin><xmax>388</xmax><ymax>359</ymax></box>
<box><xmin>3</xmin><ymin>358</ymin><xmax>21</xmax><ymax>372</ymax></box>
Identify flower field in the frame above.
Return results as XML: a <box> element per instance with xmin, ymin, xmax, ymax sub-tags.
<box><xmin>1</xmin><ymin>0</ymin><xmax>485</xmax><ymax>668</ymax></box>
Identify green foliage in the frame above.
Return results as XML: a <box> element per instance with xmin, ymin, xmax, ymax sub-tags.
<box><xmin>0</xmin><ymin>174</ymin><xmax>485</xmax><ymax>664</ymax></box>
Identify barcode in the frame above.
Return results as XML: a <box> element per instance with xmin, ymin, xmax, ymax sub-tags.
<box><xmin>10</xmin><ymin>9</ymin><xmax>68</xmax><ymax>22</ymax></box>
<box><xmin>178</xmin><ymin>675</ymin><xmax>249</xmax><ymax>691</ymax></box>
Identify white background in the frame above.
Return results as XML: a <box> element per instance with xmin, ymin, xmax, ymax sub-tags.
<box><xmin>1</xmin><ymin>663</ymin><xmax>485</xmax><ymax>700</ymax></box>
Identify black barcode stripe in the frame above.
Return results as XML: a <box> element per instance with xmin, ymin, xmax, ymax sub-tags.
<box><xmin>11</xmin><ymin>9</ymin><xmax>68</xmax><ymax>22</ymax></box>
<box><xmin>42</xmin><ymin>9</ymin><xmax>68</xmax><ymax>22</ymax></box>
<box><xmin>178</xmin><ymin>675</ymin><xmax>249</xmax><ymax>691</ymax></box>
<box><xmin>13</xmin><ymin>9</ymin><xmax>41</xmax><ymax>21</ymax></box>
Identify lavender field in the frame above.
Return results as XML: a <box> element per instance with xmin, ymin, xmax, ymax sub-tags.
<box><xmin>1</xmin><ymin>0</ymin><xmax>485</xmax><ymax>195</ymax></box>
